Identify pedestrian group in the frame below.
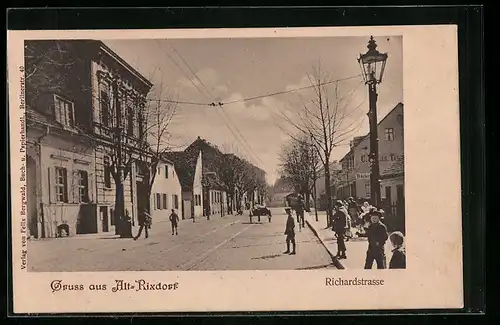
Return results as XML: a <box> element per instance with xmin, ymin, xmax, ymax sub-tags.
<box><xmin>330</xmin><ymin>197</ymin><xmax>406</xmax><ymax>269</ymax></box>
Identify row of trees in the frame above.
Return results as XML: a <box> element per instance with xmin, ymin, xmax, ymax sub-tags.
<box><xmin>214</xmin><ymin>149</ymin><xmax>267</xmax><ymax>214</ymax></box>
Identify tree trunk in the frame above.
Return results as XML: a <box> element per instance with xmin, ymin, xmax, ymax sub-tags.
<box><xmin>324</xmin><ymin>163</ymin><xmax>333</xmax><ymax>228</ymax></box>
<box><xmin>114</xmin><ymin>172</ymin><xmax>129</xmax><ymax>237</ymax></box>
<box><xmin>305</xmin><ymin>191</ymin><xmax>311</xmax><ymax>212</ymax></box>
<box><xmin>313</xmin><ymin>185</ymin><xmax>319</xmax><ymax>222</ymax></box>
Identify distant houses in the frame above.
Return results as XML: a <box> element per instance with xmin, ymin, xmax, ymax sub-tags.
<box><xmin>168</xmin><ymin>136</ymin><xmax>267</xmax><ymax>220</ymax></box>
<box><xmin>163</xmin><ymin>150</ymin><xmax>204</xmax><ymax>220</ymax></box>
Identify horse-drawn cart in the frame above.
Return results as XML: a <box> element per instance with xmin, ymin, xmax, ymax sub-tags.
<box><xmin>249</xmin><ymin>205</ymin><xmax>272</xmax><ymax>223</ymax></box>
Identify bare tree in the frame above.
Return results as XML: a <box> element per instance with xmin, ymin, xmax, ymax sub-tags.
<box><xmin>219</xmin><ymin>143</ymin><xmax>267</xmax><ymax>212</ymax></box>
<box><xmin>96</xmin><ymin>77</ymin><xmax>177</xmax><ymax>237</ymax></box>
<box><xmin>135</xmin><ymin>83</ymin><xmax>178</xmax><ymax>215</ymax></box>
<box><xmin>280</xmin><ymin>63</ymin><xmax>365</xmax><ymax>226</ymax></box>
<box><xmin>278</xmin><ymin>135</ymin><xmax>321</xmax><ymax>212</ymax></box>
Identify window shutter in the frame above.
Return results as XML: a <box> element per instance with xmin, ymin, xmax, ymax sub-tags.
<box><xmin>88</xmin><ymin>172</ymin><xmax>95</xmax><ymax>203</ymax></box>
<box><xmin>71</xmin><ymin>170</ymin><xmax>79</xmax><ymax>204</ymax></box>
<box><xmin>48</xmin><ymin>167</ymin><xmax>56</xmax><ymax>203</ymax></box>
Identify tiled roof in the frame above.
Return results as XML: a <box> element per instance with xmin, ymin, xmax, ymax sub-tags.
<box><xmin>26</xmin><ymin>108</ymin><xmax>61</xmax><ymax>128</ymax></box>
<box><xmin>26</xmin><ymin>108</ymin><xmax>92</xmax><ymax>140</ymax></box>
<box><xmin>381</xmin><ymin>159</ymin><xmax>404</xmax><ymax>177</ymax></box>
<box><xmin>202</xmin><ymin>173</ymin><xmax>226</xmax><ymax>191</ymax></box>
<box><xmin>163</xmin><ymin>151</ymin><xmax>196</xmax><ymax>192</ymax></box>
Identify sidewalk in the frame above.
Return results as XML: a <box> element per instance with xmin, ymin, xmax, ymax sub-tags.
<box><xmin>29</xmin><ymin>213</ymin><xmax>242</xmax><ymax>242</ymax></box>
<box><xmin>305</xmin><ymin>211</ymin><xmax>391</xmax><ymax>269</ymax></box>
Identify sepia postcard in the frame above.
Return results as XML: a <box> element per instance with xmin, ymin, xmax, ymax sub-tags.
<box><xmin>8</xmin><ymin>25</ymin><xmax>463</xmax><ymax>313</ymax></box>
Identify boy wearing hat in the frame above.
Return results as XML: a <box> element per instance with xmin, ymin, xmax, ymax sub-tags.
<box><xmin>364</xmin><ymin>210</ymin><xmax>388</xmax><ymax>269</ymax></box>
<box><xmin>283</xmin><ymin>208</ymin><xmax>296</xmax><ymax>255</ymax></box>
<box><xmin>332</xmin><ymin>200</ymin><xmax>348</xmax><ymax>259</ymax></box>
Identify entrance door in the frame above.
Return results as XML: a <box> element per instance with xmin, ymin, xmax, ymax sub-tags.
<box><xmin>27</xmin><ymin>157</ymin><xmax>38</xmax><ymax>238</ymax></box>
<box><xmin>385</xmin><ymin>186</ymin><xmax>392</xmax><ymax>205</ymax></box>
<box><xmin>100</xmin><ymin>207</ymin><xmax>109</xmax><ymax>232</ymax></box>
<box><xmin>136</xmin><ymin>181</ymin><xmax>148</xmax><ymax>219</ymax></box>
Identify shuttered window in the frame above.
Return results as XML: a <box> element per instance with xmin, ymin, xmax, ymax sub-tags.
<box><xmin>55</xmin><ymin>167</ymin><xmax>68</xmax><ymax>203</ymax></box>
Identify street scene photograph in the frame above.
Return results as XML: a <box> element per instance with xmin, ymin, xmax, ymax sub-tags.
<box><xmin>24</xmin><ymin>35</ymin><xmax>405</xmax><ymax>272</ymax></box>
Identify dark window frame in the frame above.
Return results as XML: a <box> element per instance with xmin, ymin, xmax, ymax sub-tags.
<box><xmin>385</xmin><ymin>128</ymin><xmax>395</xmax><ymax>141</ymax></box>
<box><xmin>78</xmin><ymin>170</ymin><xmax>89</xmax><ymax>203</ymax></box>
<box><xmin>54</xmin><ymin>167</ymin><xmax>68</xmax><ymax>203</ymax></box>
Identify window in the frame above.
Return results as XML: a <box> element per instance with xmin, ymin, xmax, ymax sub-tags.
<box><xmin>54</xmin><ymin>95</ymin><xmax>75</xmax><ymax>128</ymax></box>
<box><xmin>172</xmin><ymin>195</ymin><xmax>179</xmax><ymax>209</ymax></box>
<box><xmin>110</xmin><ymin>208</ymin><xmax>115</xmax><ymax>225</ymax></box>
<box><xmin>137</xmin><ymin>108</ymin><xmax>144</xmax><ymax>139</ymax></box>
<box><xmin>78</xmin><ymin>170</ymin><xmax>89</xmax><ymax>203</ymax></box>
<box><xmin>127</xmin><ymin>103</ymin><xmax>134</xmax><ymax>136</ymax></box>
<box><xmin>165</xmin><ymin>165</ymin><xmax>169</xmax><ymax>178</ymax></box>
<box><xmin>152</xmin><ymin>195</ymin><xmax>156</xmax><ymax>211</ymax></box>
<box><xmin>385</xmin><ymin>186</ymin><xmax>392</xmax><ymax>204</ymax></box>
<box><xmin>396</xmin><ymin>185</ymin><xmax>404</xmax><ymax>202</ymax></box>
<box><xmin>55</xmin><ymin>167</ymin><xmax>68</xmax><ymax>203</ymax></box>
<box><xmin>385</xmin><ymin>128</ymin><xmax>395</xmax><ymax>141</ymax></box>
<box><xmin>157</xmin><ymin>167</ymin><xmax>161</xmax><ymax>175</ymax></box>
<box><xmin>103</xmin><ymin>156</ymin><xmax>111</xmax><ymax>188</ymax></box>
<box><xmin>365</xmin><ymin>183</ymin><xmax>371</xmax><ymax>197</ymax></box>
<box><xmin>162</xmin><ymin>193</ymin><xmax>167</xmax><ymax>209</ymax></box>
<box><xmin>100</xmin><ymin>90</ymin><xmax>110</xmax><ymax>127</ymax></box>
<box><xmin>156</xmin><ymin>193</ymin><xmax>161</xmax><ymax>210</ymax></box>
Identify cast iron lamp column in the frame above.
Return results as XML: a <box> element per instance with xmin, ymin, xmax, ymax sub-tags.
<box><xmin>358</xmin><ymin>36</ymin><xmax>388</xmax><ymax>208</ymax></box>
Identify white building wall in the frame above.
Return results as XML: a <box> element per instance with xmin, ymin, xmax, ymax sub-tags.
<box><xmin>150</xmin><ymin>160</ymin><xmax>182</xmax><ymax>223</ymax></box>
<box><xmin>27</xmin><ymin>129</ymin><xmax>96</xmax><ymax>238</ymax></box>
<box><xmin>192</xmin><ymin>151</ymin><xmax>204</xmax><ymax>218</ymax></box>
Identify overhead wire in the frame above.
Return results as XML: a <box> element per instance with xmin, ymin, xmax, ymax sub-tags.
<box><xmin>167</xmin><ymin>42</ymin><xmax>266</xmax><ymax>169</ymax></box>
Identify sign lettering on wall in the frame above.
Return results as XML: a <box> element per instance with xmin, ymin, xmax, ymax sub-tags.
<box><xmin>356</xmin><ymin>173</ymin><xmax>370</xmax><ymax>180</ymax></box>
<box><xmin>360</xmin><ymin>154</ymin><xmax>404</xmax><ymax>163</ymax></box>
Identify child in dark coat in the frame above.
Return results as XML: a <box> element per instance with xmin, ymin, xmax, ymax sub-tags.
<box><xmin>389</xmin><ymin>231</ymin><xmax>406</xmax><ymax>269</ymax></box>
<box><xmin>283</xmin><ymin>208</ymin><xmax>296</xmax><ymax>255</ymax></box>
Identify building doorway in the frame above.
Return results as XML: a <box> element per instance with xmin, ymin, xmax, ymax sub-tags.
<box><xmin>136</xmin><ymin>181</ymin><xmax>149</xmax><ymax>218</ymax></box>
<box><xmin>100</xmin><ymin>206</ymin><xmax>109</xmax><ymax>232</ymax></box>
<box><xmin>27</xmin><ymin>156</ymin><xmax>39</xmax><ymax>238</ymax></box>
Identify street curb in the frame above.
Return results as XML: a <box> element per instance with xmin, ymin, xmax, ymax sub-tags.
<box><xmin>305</xmin><ymin>219</ymin><xmax>345</xmax><ymax>270</ymax></box>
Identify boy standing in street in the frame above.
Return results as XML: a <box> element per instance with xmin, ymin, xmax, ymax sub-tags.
<box><xmin>284</xmin><ymin>208</ymin><xmax>296</xmax><ymax>255</ymax></box>
<box><xmin>169</xmin><ymin>209</ymin><xmax>180</xmax><ymax>235</ymax></box>
<box><xmin>364</xmin><ymin>210</ymin><xmax>388</xmax><ymax>269</ymax></box>
<box><xmin>332</xmin><ymin>200</ymin><xmax>348</xmax><ymax>259</ymax></box>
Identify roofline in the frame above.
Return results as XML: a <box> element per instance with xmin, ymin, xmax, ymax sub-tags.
<box><xmin>98</xmin><ymin>41</ymin><xmax>153</xmax><ymax>89</ymax></box>
<box><xmin>159</xmin><ymin>157</ymin><xmax>174</xmax><ymax>165</ymax></box>
<box><xmin>339</xmin><ymin>102</ymin><xmax>403</xmax><ymax>162</ymax></box>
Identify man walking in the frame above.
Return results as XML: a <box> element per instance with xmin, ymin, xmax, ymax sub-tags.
<box><xmin>169</xmin><ymin>209</ymin><xmax>180</xmax><ymax>235</ymax></box>
<box><xmin>295</xmin><ymin>194</ymin><xmax>305</xmax><ymax>228</ymax></box>
<box><xmin>364</xmin><ymin>210</ymin><xmax>388</xmax><ymax>269</ymax></box>
<box><xmin>283</xmin><ymin>208</ymin><xmax>296</xmax><ymax>255</ymax></box>
<box><xmin>332</xmin><ymin>200</ymin><xmax>348</xmax><ymax>259</ymax></box>
<box><xmin>134</xmin><ymin>209</ymin><xmax>151</xmax><ymax>240</ymax></box>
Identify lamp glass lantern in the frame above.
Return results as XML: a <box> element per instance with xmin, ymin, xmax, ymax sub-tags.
<box><xmin>358</xmin><ymin>36</ymin><xmax>388</xmax><ymax>84</ymax></box>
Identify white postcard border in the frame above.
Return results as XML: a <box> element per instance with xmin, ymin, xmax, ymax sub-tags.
<box><xmin>8</xmin><ymin>25</ymin><xmax>463</xmax><ymax>313</ymax></box>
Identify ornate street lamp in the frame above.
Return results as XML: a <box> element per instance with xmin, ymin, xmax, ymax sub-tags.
<box><xmin>358</xmin><ymin>36</ymin><xmax>388</xmax><ymax>208</ymax></box>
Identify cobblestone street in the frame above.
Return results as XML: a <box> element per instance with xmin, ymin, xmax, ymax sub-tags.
<box><xmin>28</xmin><ymin>209</ymin><xmax>337</xmax><ymax>271</ymax></box>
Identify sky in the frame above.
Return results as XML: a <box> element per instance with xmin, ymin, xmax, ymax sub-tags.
<box><xmin>103</xmin><ymin>36</ymin><xmax>402</xmax><ymax>185</ymax></box>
